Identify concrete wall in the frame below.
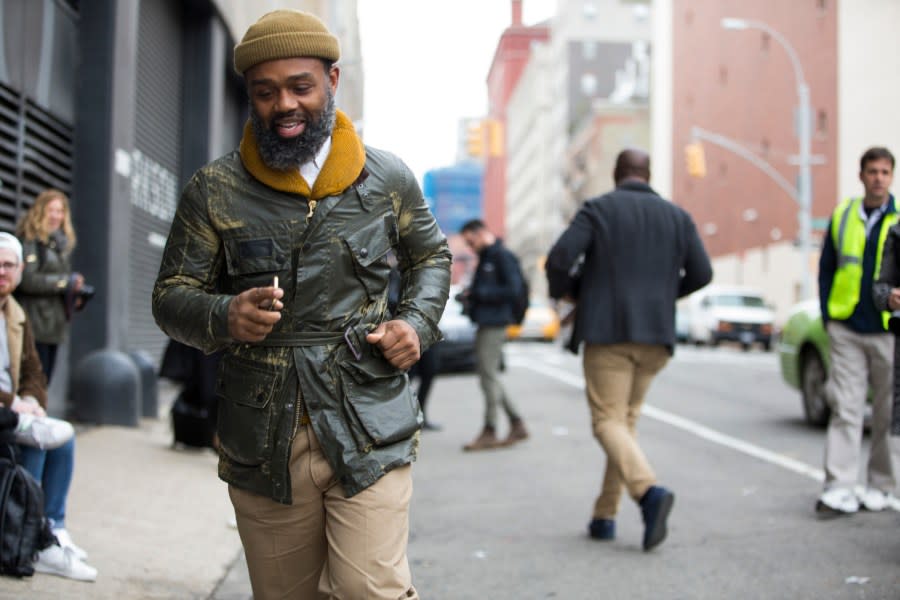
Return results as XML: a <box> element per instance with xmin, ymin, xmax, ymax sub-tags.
<box><xmin>837</xmin><ymin>0</ymin><xmax>900</xmax><ymax>202</ymax></box>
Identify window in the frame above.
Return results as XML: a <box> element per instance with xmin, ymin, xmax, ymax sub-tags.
<box><xmin>711</xmin><ymin>295</ymin><xmax>766</xmax><ymax>308</ymax></box>
<box><xmin>817</xmin><ymin>110</ymin><xmax>828</xmax><ymax>136</ymax></box>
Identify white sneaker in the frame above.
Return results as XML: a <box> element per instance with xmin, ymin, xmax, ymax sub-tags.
<box><xmin>857</xmin><ymin>488</ymin><xmax>892</xmax><ymax>512</ymax></box>
<box><xmin>14</xmin><ymin>414</ymin><xmax>74</xmax><ymax>450</ymax></box>
<box><xmin>33</xmin><ymin>544</ymin><xmax>97</xmax><ymax>582</ymax></box>
<box><xmin>816</xmin><ymin>488</ymin><xmax>859</xmax><ymax>517</ymax></box>
<box><xmin>52</xmin><ymin>528</ymin><xmax>88</xmax><ymax>561</ymax></box>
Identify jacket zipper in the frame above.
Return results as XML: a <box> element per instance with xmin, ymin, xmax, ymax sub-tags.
<box><xmin>291</xmin><ymin>385</ymin><xmax>305</xmax><ymax>438</ymax></box>
<box><xmin>306</xmin><ymin>199</ymin><xmax>317</xmax><ymax>223</ymax></box>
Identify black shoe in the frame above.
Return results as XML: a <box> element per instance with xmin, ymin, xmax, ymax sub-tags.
<box><xmin>588</xmin><ymin>518</ymin><xmax>616</xmax><ymax>540</ymax></box>
<box><xmin>422</xmin><ymin>421</ymin><xmax>442</xmax><ymax>432</ymax></box>
<box><xmin>640</xmin><ymin>486</ymin><xmax>674</xmax><ymax>551</ymax></box>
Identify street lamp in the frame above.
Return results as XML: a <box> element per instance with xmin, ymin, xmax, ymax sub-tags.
<box><xmin>721</xmin><ymin>17</ymin><xmax>813</xmax><ymax>301</ymax></box>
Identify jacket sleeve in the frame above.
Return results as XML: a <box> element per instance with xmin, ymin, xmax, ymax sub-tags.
<box><xmin>16</xmin><ymin>239</ymin><xmax>71</xmax><ymax>296</ymax></box>
<box><xmin>18</xmin><ymin>318</ymin><xmax>48</xmax><ymax>408</ymax></box>
<box><xmin>152</xmin><ymin>173</ymin><xmax>234</xmax><ymax>354</ymax></box>
<box><xmin>546</xmin><ymin>206</ymin><xmax>593</xmax><ymax>300</ymax></box>
<box><xmin>873</xmin><ymin>225</ymin><xmax>900</xmax><ymax>311</ymax></box>
<box><xmin>818</xmin><ymin>218</ymin><xmax>836</xmax><ymax>322</ymax></box>
<box><xmin>391</xmin><ymin>162</ymin><xmax>452</xmax><ymax>352</ymax></box>
<box><xmin>470</xmin><ymin>248</ymin><xmax>523</xmax><ymax>305</ymax></box>
<box><xmin>678</xmin><ymin>215</ymin><xmax>713</xmax><ymax>298</ymax></box>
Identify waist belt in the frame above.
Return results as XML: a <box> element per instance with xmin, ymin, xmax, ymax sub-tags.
<box><xmin>254</xmin><ymin>325</ymin><xmax>370</xmax><ymax>361</ymax></box>
<box><xmin>255</xmin><ymin>331</ymin><xmax>345</xmax><ymax>346</ymax></box>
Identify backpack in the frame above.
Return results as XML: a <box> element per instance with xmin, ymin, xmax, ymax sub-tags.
<box><xmin>171</xmin><ymin>390</ymin><xmax>216</xmax><ymax>449</ymax></box>
<box><xmin>0</xmin><ymin>455</ymin><xmax>55</xmax><ymax>577</ymax></box>
<box><xmin>510</xmin><ymin>255</ymin><xmax>529</xmax><ymax>326</ymax></box>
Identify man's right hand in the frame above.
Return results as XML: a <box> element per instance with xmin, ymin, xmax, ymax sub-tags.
<box><xmin>227</xmin><ymin>285</ymin><xmax>284</xmax><ymax>342</ymax></box>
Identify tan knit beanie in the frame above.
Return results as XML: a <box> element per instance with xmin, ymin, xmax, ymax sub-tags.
<box><xmin>234</xmin><ymin>9</ymin><xmax>340</xmax><ymax>75</ymax></box>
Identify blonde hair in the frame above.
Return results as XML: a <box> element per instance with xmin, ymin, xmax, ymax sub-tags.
<box><xmin>15</xmin><ymin>188</ymin><xmax>77</xmax><ymax>250</ymax></box>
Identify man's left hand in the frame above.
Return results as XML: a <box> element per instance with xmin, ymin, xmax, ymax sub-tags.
<box><xmin>889</xmin><ymin>287</ymin><xmax>900</xmax><ymax>311</ymax></box>
<box><xmin>366</xmin><ymin>320</ymin><xmax>421</xmax><ymax>370</ymax></box>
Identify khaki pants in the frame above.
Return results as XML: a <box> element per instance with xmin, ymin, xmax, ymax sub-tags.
<box><xmin>824</xmin><ymin>322</ymin><xmax>897</xmax><ymax>492</ymax></box>
<box><xmin>583</xmin><ymin>343</ymin><xmax>669</xmax><ymax>519</ymax></box>
<box><xmin>229</xmin><ymin>425</ymin><xmax>417</xmax><ymax>600</ymax></box>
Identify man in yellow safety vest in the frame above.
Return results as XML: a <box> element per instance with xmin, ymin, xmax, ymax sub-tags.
<box><xmin>816</xmin><ymin>146</ymin><xmax>898</xmax><ymax>516</ymax></box>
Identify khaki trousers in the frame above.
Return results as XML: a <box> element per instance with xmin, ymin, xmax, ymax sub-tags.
<box><xmin>824</xmin><ymin>321</ymin><xmax>897</xmax><ymax>492</ymax></box>
<box><xmin>228</xmin><ymin>425</ymin><xmax>417</xmax><ymax>600</ymax></box>
<box><xmin>583</xmin><ymin>343</ymin><xmax>669</xmax><ymax>519</ymax></box>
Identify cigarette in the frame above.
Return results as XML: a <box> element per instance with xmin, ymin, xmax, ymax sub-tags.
<box><xmin>270</xmin><ymin>276</ymin><xmax>279</xmax><ymax>310</ymax></box>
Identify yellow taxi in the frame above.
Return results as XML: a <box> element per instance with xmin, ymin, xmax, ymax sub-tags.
<box><xmin>507</xmin><ymin>300</ymin><xmax>561</xmax><ymax>342</ymax></box>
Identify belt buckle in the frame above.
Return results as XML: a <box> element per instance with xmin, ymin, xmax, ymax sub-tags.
<box><xmin>344</xmin><ymin>327</ymin><xmax>363</xmax><ymax>361</ymax></box>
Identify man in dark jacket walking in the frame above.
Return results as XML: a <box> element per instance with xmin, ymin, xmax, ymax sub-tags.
<box><xmin>546</xmin><ymin>149</ymin><xmax>712</xmax><ymax>551</ymax></box>
<box><xmin>459</xmin><ymin>219</ymin><xmax>529</xmax><ymax>451</ymax></box>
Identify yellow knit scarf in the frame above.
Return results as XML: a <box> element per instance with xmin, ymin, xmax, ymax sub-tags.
<box><xmin>239</xmin><ymin>109</ymin><xmax>365</xmax><ymax>200</ymax></box>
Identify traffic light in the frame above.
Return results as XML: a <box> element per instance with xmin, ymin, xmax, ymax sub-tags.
<box><xmin>466</xmin><ymin>121</ymin><xmax>485</xmax><ymax>157</ymax></box>
<box><xmin>685</xmin><ymin>142</ymin><xmax>706</xmax><ymax>178</ymax></box>
<box><xmin>487</xmin><ymin>119</ymin><xmax>504</xmax><ymax>157</ymax></box>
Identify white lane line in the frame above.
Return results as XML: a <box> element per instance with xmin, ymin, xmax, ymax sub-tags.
<box><xmin>509</xmin><ymin>357</ymin><xmax>826</xmax><ymax>482</ymax></box>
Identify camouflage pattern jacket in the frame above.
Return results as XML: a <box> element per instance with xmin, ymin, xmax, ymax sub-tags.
<box><xmin>152</xmin><ymin>110</ymin><xmax>451</xmax><ymax>502</ymax></box>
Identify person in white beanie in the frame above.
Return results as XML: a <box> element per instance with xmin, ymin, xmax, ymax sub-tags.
<box><xmin>0</xmin><ymin>231</ymin><xmax>96</xmax><ymax>581</ymax></box>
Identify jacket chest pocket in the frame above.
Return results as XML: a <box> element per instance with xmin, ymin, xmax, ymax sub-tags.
<box><xmin>341</xmin><ymin>215</ymin><xmax>396</xmax><ymax>301</ymax></box>
<box><xmin>215</xmin><ymin>355</ymin><xmax>281</xmax><ymax>466</ymax></box>
<box><xmin>221</xmin><ymin>230</ymin><xmax>292</xmax><ymax>291</ymax></box>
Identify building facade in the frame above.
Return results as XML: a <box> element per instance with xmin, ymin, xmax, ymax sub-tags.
<box><xmin>483</xmin><ymin>0</ymin><xmax>550</xmax><ymax>237</ymax></box>
<box><xmin>668</xmin><ymin>0</ymin><xmax>837</xmax><ymax>317</ymax></box>
<box><xmin>503</xmin><ymin>0</ymin><xmax>651</xmax><ymax>299</ymax></box>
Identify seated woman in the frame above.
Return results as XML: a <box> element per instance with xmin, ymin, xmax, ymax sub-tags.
<box><xmin>0</xmin><ymin>232</ymin><xmax>96</xmax><ymax>582</ymax></box>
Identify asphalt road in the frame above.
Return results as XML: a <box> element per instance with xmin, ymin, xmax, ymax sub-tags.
<box><xmin>213</xmin><ymin>341</ymin><xmax>900</xmax><ymax>600</ymax></box>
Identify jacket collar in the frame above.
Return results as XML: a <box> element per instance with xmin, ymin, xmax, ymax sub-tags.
<box><xmin>616</xmin><ymin>180</ymin><xmax>658</xmax><ymax>195</ymax></box>
<box><xmin>239</xmin><ymin>109</ymin><xmax>366</xmax><ymax>200</ymax></box>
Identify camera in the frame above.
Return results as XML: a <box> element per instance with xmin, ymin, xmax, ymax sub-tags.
<box><xmin>77</xmin><ymin>284</ymin><xmax>95</xmax><ymax>302</ymax></box>
<box><xmin>64</xmin><ymin>281</ymin><xmax>95</xmax><ymax>320</ymax></box>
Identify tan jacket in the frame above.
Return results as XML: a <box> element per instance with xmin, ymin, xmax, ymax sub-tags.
<box><xmin>0</xmin><ymin>295</ymin><xmax>48</xmax><ymax>408</ymax></box>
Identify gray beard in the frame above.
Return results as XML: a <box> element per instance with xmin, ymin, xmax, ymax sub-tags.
<box><xmin>250</xmin><ymin>91</ymin><xmax>336</xmax><ymax>171</ymax></box>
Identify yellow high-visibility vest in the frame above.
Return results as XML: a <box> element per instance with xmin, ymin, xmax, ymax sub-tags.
<box><xmin>827</xmin><ymin>197</ymin><xmax>898</xmax><ymax>328</ymax></box>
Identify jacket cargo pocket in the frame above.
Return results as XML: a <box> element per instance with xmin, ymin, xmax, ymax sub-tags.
<box><xmin>215</xmin><ymin>355</ymin><xmax>280</xmax><ymax>466</ymax></box>
<box><xmin>342</xmin><ymin>217</ymin><xmax>394</xmax><ymax>301</ymax></box>
<box><xmin>337</xmin><ymin>354</ymin><xmax>421</xmax><ymax>451</ymax></box>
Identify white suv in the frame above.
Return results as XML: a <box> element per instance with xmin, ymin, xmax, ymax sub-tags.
<box><xmin>685</xmin><ymin>285</ymin><xmax>776</xmax><ymax>351</ymax></box>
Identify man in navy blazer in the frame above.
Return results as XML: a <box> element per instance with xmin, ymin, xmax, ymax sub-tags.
<box><xmin>546</xmin><ymin>148</ymin><xmax>712</xmax><ymax>551</ymax></box>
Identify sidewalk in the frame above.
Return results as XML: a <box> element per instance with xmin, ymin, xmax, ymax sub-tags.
<box><xmin>0</xmin><ymin>380</ymin><xmax>244</xmax><ymax>600</ymax></box>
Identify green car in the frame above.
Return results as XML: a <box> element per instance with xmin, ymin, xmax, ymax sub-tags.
<box><xmin>778</xmin><ymin>299</ymin><xmax>831</xmax><ymax>427</ymax></box>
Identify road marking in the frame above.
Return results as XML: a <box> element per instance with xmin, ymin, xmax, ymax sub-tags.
<box><xmin>510</xmin><ymin>357</ymin><xmax>825</xmax><ymax>480</ymax></box>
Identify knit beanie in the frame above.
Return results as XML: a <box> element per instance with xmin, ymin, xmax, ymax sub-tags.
<box><xmin>234</xmin><ymin>9</ymin><xmax>341</xmax><ymax>75</ymax></box>
<box><xmin>0</xmin><ymin>232</ymin><xmax>22</xmax><ymax>264</ymax></box>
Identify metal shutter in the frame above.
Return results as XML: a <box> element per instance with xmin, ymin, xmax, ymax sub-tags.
<box><xmin>0</xmin><ymin>83</ymin><xmax>75</xmax><ymax>233</ymax></box>
<box><xmin>129</xmin><ymin>0</ymin><xmax>184</xmax><ymax>363</ymax></box>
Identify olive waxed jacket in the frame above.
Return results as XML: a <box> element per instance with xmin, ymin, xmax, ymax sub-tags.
<box><xmin>152</xmin><ymin>111</ymin><xmax>451</xmax><ymax>502</ymax></box>
<box><xmin>15</xmin><ymin>234</ymin><xmax>75</xmax><ymax>345</ymax></box>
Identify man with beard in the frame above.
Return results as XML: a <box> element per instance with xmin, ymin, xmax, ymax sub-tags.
<box><xmin>152</xmin><ymin>10</ymin><xmax>451</xmax><ymax>599</ymax></box>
